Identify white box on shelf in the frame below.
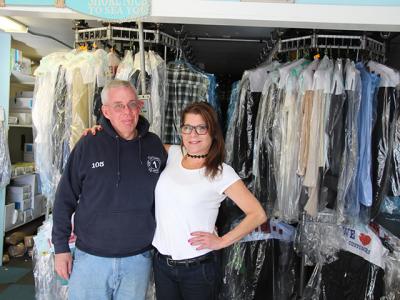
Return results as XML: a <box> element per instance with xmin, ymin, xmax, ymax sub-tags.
<box><xmin>10</xmin><ymin>97</ymin><xmax>33</xmax><ymax>109</ymax></box>
<box><xmin>4</xmin><ymin>203</ymin><xmax>16</xmax><ymax>230</ymax></box>
<box><xmin>17</xmin><ymin>91</ymin><xmax>34</xmax><ymax>98</ymax></box>
<box><xmin>12</xmin><ymin>198</ymin><xmax>32</xmax><ymax>211</ymax></box>
<box><xmin>24</xmin><ymin>143</ymin><xmax>33</xmax><ymax>153</ymax></box>
<box><xmin>23</xmin><ymin>209</ymin><xmax>34</xmax><ymax>223</ymax></box>
<box><xmin>9</xmin><ymin>112</ymin><xmax>32</xmax><ymax>125</ymax></box>
<box><xmin>8</xmin><ymin>116</ymin><xmax>18</xmax><ymax>124</ymax></box>
<box><xmin>33</xmin><ymin>194</ymin><xmax>46</xmax><ymax>217</ymax></box>
<box><xmin>23</xmin><ymin>152</ymin><xmax>34</xmax><ymax>162</ymax></box>
<box><xmin>6</xmin><ymin>184</ymin><xmax>32</xmax><ymax>202</ymax></box>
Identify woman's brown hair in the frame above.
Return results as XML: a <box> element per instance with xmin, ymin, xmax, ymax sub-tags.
<box><xmin>181</xmin><ymin>102</ymin><xmax>225</xmax><ymax>180</ymax></box>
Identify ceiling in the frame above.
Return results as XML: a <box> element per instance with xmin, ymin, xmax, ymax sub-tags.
<box><xmin>5</xmin><ymin>17</ymin><xmax>399</xmax><ymax>80</ymax></box>
<box><xmin>6</xmin><ymin>17</ymin><xmax>276</xmax><ymax>78</ymax></box>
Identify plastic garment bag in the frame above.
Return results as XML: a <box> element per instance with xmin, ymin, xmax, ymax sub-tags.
<box><xmin>371</xmin><ymin>87</ymin><xmax>399</xmax><ymax>219</ymax></box>
<box><xmin>33</xmin><ymin>53</ymin><xmax>68</xmax><ymax>204</ymax></box>
<box><xmin>274</xmin><ymin>60</ymin><xmax>308</xmax><ymax>222</ymax></box>
<box><xmin>253</xmin><ymin>71</ymin><xmax>280</xmax><ymax>216</ymax></box>
<box><xmin>220</xmin><ymin>238</ymin><xmax>298</xmax><ymax>300</ymax></box>
<box><xmin>33</xmin><ymin>217</ymin><xmax>68</xmax><ymax>300</ymax></box>
<box><xmin>320</xmin><ymin>60</ymin><xmax>346</xmax><ymax>210</ymax></box>
<box><xmin>147</xmin><ymin>51</ymin><xmax>167</xmax><ymax>138</ymax></box>
<box><xmin>295</xmin><ymin>209</ymin><xmax>343</xmax><ymax>266</ymax></box>
<box><xmin>336</xmin><ymin>60</ymin><xmax>362</xmax><ymax>223</ymax></box>
<box><xmin>0</xmin><ymin>107</ymin><xmax>11</xmax><ymax>188</ymax></box>
<box><xmin>376</xmin><ymin>225</ymin><xmax>400</xmax><ymax>300</ymax></box>
<box><xmin>226</xmin><ymin>81</ymin><xmax>240</xmax><ymax>132</ymax></box>
<box><xmin>115</xmin><ymin>50</ymin><xmax>135</xmax><ymax>81</ymax></box>
<box><xmin>390</xmin><ymin>102</ymin><xmax>400</xmax><ymax>197</ymax></box>
<box><xmin>51</xmin><ymin>66</ymin><xmax>68</xmax><ymax>177</ymax></box>
<box><xmin>354</xmin><ymin>63</ymin><xmax>380</xmax><ymax>209</ymax></box>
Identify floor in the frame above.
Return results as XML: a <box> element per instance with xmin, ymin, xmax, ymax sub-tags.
<box><xmin>0</xmin><ymin>255</ymin><xmax>35</xmax><ymax>300</ymax></box>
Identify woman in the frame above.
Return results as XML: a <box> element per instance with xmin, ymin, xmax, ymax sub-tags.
<box><xmin>152</xmin><ymin>102</ymin><xmax>266</xmax><ymax>300</ymax></box>
<box><xmin>85</xmin><ymin>102</ymin><xmax>267</xmax><ymax>299</ymax></box>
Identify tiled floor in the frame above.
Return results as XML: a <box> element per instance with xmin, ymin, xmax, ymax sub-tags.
<box><xmin>0</xmin><ymin>255</ymin><xmax>35</xmax><ymax>300</ymax></box>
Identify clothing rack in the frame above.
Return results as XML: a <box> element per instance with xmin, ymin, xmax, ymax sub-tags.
<box><xmin>75</xmin><ymin>24</ymin><xmax>178</xmax><ymax>50</ymax></box>
<box><xmin>259</xmin><ymin>33</ymin><xmax>386</xmax><ymax>63</ymax></box>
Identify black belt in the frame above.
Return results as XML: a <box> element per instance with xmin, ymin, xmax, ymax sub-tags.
<box><xmin>156</xmin><ymin>251</ymin><xmax>214</xmax><ymax>267</ymax></box>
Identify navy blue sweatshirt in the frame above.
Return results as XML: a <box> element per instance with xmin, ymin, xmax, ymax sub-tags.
<box><xmin>52</xmin><ymin>116</ymin><xmax>166</xmax><ymax>257</ymax></box>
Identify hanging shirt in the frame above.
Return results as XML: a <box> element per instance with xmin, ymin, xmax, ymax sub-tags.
<box><xmin>163</xmin><ymin>61</ymin><xmax>209</xmax><ymax>144</ymax></box>
<box><xmin>355</xmin><ymin>63</ymin><xmax>380</xmax><ymax>207</ymax></box>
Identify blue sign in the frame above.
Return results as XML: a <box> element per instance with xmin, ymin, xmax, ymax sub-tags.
<box><xmin>296</xmin><ymin>0</ymin><xmax>400</xmax><ymax>5</ymax></box>
<box><xmin>65</xmin><ymin>0</ymin><xmax>151</xmax><ymax>20</ymax></box>
<box><xmin>5</xmin><ymin>0</ymin><xmax>54</xmax><ymax>5</ymax></box>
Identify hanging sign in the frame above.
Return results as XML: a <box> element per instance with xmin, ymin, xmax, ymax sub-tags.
<box><xmin>4</xmin><ymin>0</ymin><xmax>54</xmax><ymax>5</ymax></box>
<box><xmin>138</xmin><ymin>94</ymin><xmax>151</xmax><ymax>121</ymax></box>
<box><xmin>341</xmin><ymin>225</ymin><xmax>388</xmax><ymax>269</ymax></box>
<box><xmin>65</xmin><ymin>0</ymin><xmax>151</xmax><ymax>21</ymax></box>
<box><xmin>296</xmin><ymin>0</ymin><xmax>400</xmax><ymax>5</ymax></box>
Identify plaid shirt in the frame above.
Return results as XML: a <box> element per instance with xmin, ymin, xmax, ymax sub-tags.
<box><xmin>163</xmin><ymin>61</ymin><xmax>209</xmax><ymax>144</ymax></box>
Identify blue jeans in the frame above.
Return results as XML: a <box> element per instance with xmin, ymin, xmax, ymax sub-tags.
<box><xmin>153</xmin><ymin>251</ymin><xmax>220</xmax><ymax>300</ymax></box>
<box><xmin>68</xmin><ymin>248</ymin><xmax>152</xmax><ymax>300</ymax></box>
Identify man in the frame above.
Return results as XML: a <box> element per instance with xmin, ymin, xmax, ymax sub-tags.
<box><xmin>52</xmin><ymin>80</ymin><xmax>166</xmax><ymax>300</ymax></box>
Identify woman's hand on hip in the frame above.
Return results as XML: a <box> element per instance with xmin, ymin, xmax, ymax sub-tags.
<box><xmin>188</xmin><ymin>231</ymin><xmax>226</xmax><ymax>251</ymax></box>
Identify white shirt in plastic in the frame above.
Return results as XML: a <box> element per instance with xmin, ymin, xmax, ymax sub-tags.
<box><xmin>152</xmin><ymin>145</ymin><xmax>240</xmax><ymax>260</ymax></box>
<box><xmin>367</xmin><ymin>60</ymin><xmax>400</xmax><ymax>88</ymax></box>
<box><xmin>115</xmin><ymin>50</ymin><xmax>135</xmax><ymax>81</ymax></box>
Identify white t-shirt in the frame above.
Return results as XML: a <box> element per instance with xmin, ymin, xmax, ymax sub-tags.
<box><xmin>152</xmin><ymin>145</ymin><xmax>240</xmax><ymax>260</ymax></box>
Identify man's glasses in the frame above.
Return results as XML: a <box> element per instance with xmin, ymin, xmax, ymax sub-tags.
<box><xmin>181</xmin><ymin>124</ymin><xmax>208</xmax><ymax>135</ymax></box>
<box><xmin>107</xmin><ymin>101</ymin><xmax>140</xmax><ymax>112</ymax></box>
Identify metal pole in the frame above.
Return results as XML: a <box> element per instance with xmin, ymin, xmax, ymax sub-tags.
<box><xmin>138</xmin><ymin>21</ymin><xmax>146</xmax><ymax>94</ymax></box>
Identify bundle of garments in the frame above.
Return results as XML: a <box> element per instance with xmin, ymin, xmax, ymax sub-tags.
<box><xmin>222</xmin><ymin>55</ymin><xmax>400</xmax><ymax>299</ymax></box>
<box><xmin>0</xmin><ymin>106</ymin><xmax>11</xmax><ymax>188</ymax></box>
<box><xmin>32</xmin><ymin>48</ymin><xmax>168</xmax><ymax>205</ymax></box>
<box><xmin>226</xmin><ymin>55</ymin><xmax>400</xmax><ymax>224</ymax></box>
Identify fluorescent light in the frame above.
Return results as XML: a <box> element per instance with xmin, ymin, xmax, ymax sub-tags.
<box><xmin>0</xmin><ymin>17</ymin><xmax>28</xmax><ymax>33</ymax></box>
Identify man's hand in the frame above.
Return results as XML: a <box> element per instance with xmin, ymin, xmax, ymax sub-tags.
<box><xmin>82</xmin><ymin>125</ymin><xmax>103</xmax><ymax>136</ymax></box>
<box><xmin>55</xmin><ymin>252</ymin><xmax>73</xmax><ymax>280</ymax></box>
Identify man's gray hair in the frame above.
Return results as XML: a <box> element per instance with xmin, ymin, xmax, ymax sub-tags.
<box><xmin>101</xmin><ymin>80</ymin><xmax>137</xmax><ymax>104</ymax></box>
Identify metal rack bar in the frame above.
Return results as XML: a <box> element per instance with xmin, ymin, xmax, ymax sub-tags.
<box><xmin>75</xmin><ymin>26</ymin><xmax>178</xmax><ymax>49</ymax></box>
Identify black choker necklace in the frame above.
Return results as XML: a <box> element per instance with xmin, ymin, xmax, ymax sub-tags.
<box><xmin>187</xmin><ymin>153</ymin><xmax>208</xmax><ymax>159</ymax></box>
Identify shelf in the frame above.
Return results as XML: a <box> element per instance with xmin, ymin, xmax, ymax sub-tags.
<box><xmin>10</xmin><ymin>71</ymin><xmax>35</xmax><ymax>85</ymax></box>
<box><xmin>5</xmin><ymin>212</ymin><xmax>45</xmax><ymax>232</ymax></box>
<box><xmin>11</xmin><ymin>172</ymin><xmax>36</xmax><ymax>180</ymax></box>
<box><xmin>8</xmin><ymin>124</ymin><xmax>32</xmax><ymax>128</ymax></box>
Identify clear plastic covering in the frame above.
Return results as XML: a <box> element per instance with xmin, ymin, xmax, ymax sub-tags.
<box><xmin>302</xmin><ymin>251</ymin><xmax>384</xmax><ymax>300</ymax></box>
<box><xmin>336</xmin><ymin>61</ymin><xmax>362</xmax><ymax>223</ymax></box>
<box><xmin>295</xmin><ymin>209</ymin><xmax>343</xmax><ymax>266</ymax></box>
<box><xmin>33</xmin><ymin>217</ymin><xmax>68</xmax><ymax>300</ymax></box>
<box><xmin>377</xmin><ymin>226</ymin><xmax>400</xmax><ymax>300</ymax></box>
<box><xmin>33</xmin><ymin>53</ymin><xmax>68</xmax><ymax>204</ymax></box>
<box><xmin>220</xmin><ymin>237</ymin><xmax>298</xmax><ymax>300</ymax></box>
<box><xmin>0</xmin><ymin>106</ymin><xmax>11</xmax><ymax>188</ymax></box>
<box><xmin>371</xmin><ymin>87</ymin><xmax>398</xmax><ymax>219</ymax></box>
<box><xmin>253</xmin><ymin>70</ymin><xmax>280</xmax><ymax>216</ymax></box>
<box><xmin>274</xmin><ymin>60</ymin><xmax>308</xmax><ymax>222</ymax></box>
<box><xmin>115</xmin><ymin>50</ymin><xmax>135</xmax><ymax>81</ymax></box>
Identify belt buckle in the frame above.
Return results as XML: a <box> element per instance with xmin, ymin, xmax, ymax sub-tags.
<box><xmin>166</xmin><ymin>257</ymin><xmax>175</xmax><ymax>267</ymax></box>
